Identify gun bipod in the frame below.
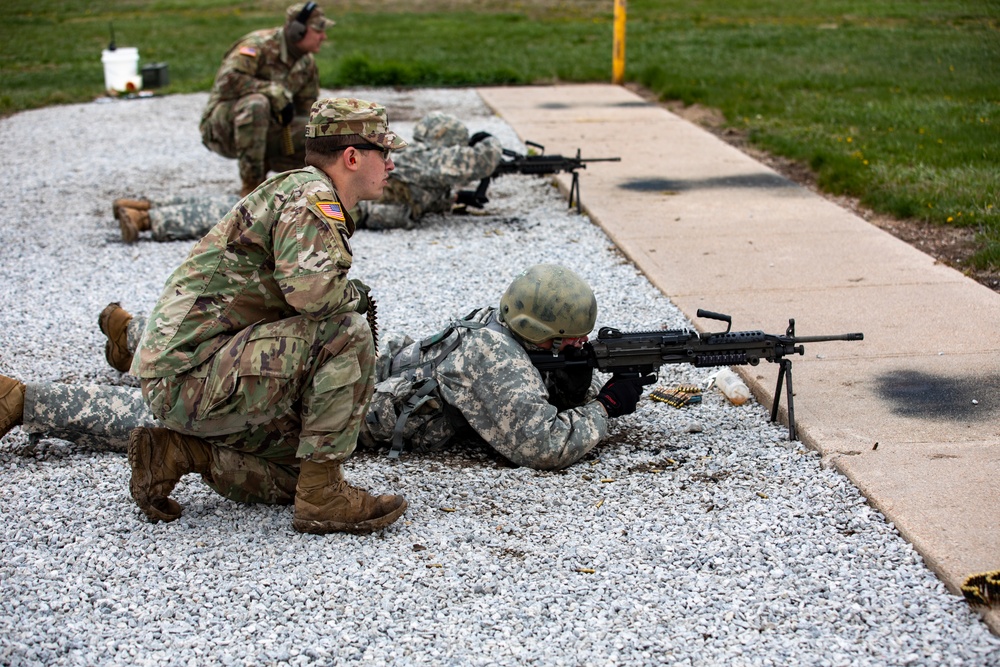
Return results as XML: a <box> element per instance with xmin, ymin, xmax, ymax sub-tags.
<box><xmin>771</xmin><ymin>358</ymin><xmax>797</xmax><ymax>441</ymax></box>
<box><xmin>771</xmin><ymin>317</ymin><xmax>800</xmax><ymax>440</ymax></box>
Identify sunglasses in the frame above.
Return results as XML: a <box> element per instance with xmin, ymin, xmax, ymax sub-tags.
<box><xmin>347</xmin><ymin>143</ymin><xmax>392</xmax><ymax>161</ymax></box>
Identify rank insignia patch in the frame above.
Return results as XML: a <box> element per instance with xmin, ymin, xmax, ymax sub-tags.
<box><xmin>239</xmin><ymin>46</ymin><xmax>258</xmax><ymax>57</ymax></box>
<box><xmin>317</xmin><ymin>201</ymin><xmax>345</xmax><ymax>221</ymax></box>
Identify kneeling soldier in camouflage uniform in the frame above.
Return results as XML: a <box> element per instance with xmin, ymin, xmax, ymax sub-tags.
<box><xmin>2</xmin><ymin>266</ymin><xmax>652</xmax><ymax>472</ymax></box>
<box><xmin>0</xmin><ymin>97</ymin><xmax>411</xmax><ymax>535</ymax></box>
<box><xmin>111</xmin><ymin>112</ymin><xmax>502</xmax><ymax>243</ymax></box>
<box><xmin>200</xmin><ymin>2</ymin><xmax>335</xmax><ymax>197</ymax></box>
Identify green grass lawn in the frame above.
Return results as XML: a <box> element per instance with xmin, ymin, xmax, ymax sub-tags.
<box><xmin>1</xmin><ymin>0</ymin><xmax>997</xmax><ymax>267</ymax></box>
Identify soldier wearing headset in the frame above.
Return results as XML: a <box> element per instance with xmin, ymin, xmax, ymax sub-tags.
<box><xmin>199</xmin><ymin>2</ymin><xmax>335</xmax><ymax>196</ymax></box>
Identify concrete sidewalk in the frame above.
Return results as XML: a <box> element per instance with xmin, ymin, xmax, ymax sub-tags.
<box><xmin>478</xmin><ymin>84</ymin><xmax>1000</xmax><ymax>633</ymax></box>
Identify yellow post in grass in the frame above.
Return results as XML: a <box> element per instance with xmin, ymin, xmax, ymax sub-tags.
<box><xmin>612</xmin><ymin>0</ymin><xmax>627</xmax><ymax>85</ymax></box>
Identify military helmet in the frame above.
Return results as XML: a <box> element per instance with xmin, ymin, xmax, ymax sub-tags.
<box><xmin>412</xmin><ymin>111</ymin><xmax>469</xmax><ymax>148</ymax></box>
<box><xmin>499</xmin><ymin>264</ymin><xmax>597</xmax><ymax>345</ymax></box>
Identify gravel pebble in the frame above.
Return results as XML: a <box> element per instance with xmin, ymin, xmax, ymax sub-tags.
<box><xmin>1</xmin><ymin>88</ymin><xmax>998</xmax><ymax>666</ymax></box>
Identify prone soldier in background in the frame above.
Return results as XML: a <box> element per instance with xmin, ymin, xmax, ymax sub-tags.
<box><xmin>352</xmin><ymin>111</ymin><xmax>502</xmax><ymax>230</ymax></box>
<box><xmin>111</xmin><ymin>195</ymin><xmax>239</xmax><ymax>243</ymax></box>
<box><xmin>200</xmin><ymin>2</ymin><xmax>334</xmax><ymax>197</ymax></box>
<box><xmin>111</xmin><ymin>112</ymin><xmax>503</xmax><ymax>242</ymax></box>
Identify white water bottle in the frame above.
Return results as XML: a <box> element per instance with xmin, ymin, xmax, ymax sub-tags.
<box><xmin>714</xmin><ymin>368</ymin><xmax>751</xmax><ymax>406</ymax></box>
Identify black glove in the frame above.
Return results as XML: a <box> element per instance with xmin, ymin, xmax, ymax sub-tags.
<box><xmin>595</xmin><ymin>374</ymin><xmax>656</xmax><ymax>418</ymax></box>
<box><xmin>279</xmin><ymin>103</ymin><xmax>295</xmax><ymax>127</ymax></box>
<box><xmin>468</xmin><ymin>131</ymin><xmax>492</xmax><ymax>146</ymax></box>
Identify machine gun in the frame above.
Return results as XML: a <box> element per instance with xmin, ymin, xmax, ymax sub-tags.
<box><xmin>456</xmin><ymin>141</ymin><xmax>621</xmax><ymax>213</ymax></box>
<box><xmin>528</xmin><ymin>309</ymin><xmax>864</xmax><ymax>441</ymax></box>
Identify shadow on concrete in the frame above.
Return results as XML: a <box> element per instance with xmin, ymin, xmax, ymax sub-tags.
<box><xmin>619</xmin><ymin>174</ymin><xmax>797</xmax><ymax>192</ymax></box>
<box><xmin>875</xmin><ymin>369</ymin><xmax>998</xmax><ymax>421</ymax></box>
<box><xmin>537</xmin><ymin>101</ymin><xmax>655</xmax><ymax>110</ymax></box>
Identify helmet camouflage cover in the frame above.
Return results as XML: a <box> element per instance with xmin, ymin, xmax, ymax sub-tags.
<box><xmin>412</xmin><ymin>111</ymin><xmax>469</xmax><ymax>148</ymax></box>
<box><xmin>499</xmin><ymin>264</ymin><xmax>597</xmax><ymax>345</ymax></box>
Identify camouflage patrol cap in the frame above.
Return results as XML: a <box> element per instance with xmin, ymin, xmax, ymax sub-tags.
<box><xmin>306</xmin><ymin>98</ymin><xmax>408</xmax><ymax>150</ymax></box>
<box><xmin>286</xmin><ymin>3</ymin><xmax>336</xmax><ymax>31</ymax></box>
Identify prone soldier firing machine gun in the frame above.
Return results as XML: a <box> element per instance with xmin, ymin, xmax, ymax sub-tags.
<box><xmin>457</xmin><ymin>141</ymin><xmax>621</xmax><ymax>213</ymax></box>
<box><xmin>529</xmin><ymin>309</ymin><xmax>864</xmax><ymax>441</ymax></box>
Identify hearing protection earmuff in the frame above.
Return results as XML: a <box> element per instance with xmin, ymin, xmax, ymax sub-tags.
<box><xmin>287</xmin><ymin>2</ymin><xmax>317</xmax><ymax>43</ymax></box>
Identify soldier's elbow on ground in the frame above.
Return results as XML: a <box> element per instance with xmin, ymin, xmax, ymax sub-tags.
<box><xmin>506</xmin><ymin>448</ymin><xmax>579</xmax><ymax>471</ymax></box>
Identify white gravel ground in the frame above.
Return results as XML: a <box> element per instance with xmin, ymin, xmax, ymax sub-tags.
<box><xmin>1</xmin><ymin>88</ymin><xmax>998</xmax><ymax>666</ymax></box>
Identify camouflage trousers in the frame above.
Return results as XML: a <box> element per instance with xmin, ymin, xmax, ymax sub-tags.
<box><xmin>22</xmin><ymin>383</ymin><xmax>157</xmax><ymax>452</ymax></box>
<box><xmin>199</xmin><ymin>94</ymin><xmax>307</xmax><ymax>183</ymax></box>
<box><xmin>21</xmin><ymin>313</ymin><xmax>374</xmax><ymax>505</ymax></box>
<box><xmin>143</xmin><ymin>311</ymin><xmax>375</xmax><ymax>463</ymax></box>
<box><xmin>21</xmin><ymin>383</ymin><xmax>298</xmax><ymax>505</ymax></box>
<box><xmin>147</xmin><ymin>195</ymin><xmax>239</xmax><ymax>242</ymax></box>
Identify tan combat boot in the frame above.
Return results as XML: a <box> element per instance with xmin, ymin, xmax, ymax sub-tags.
<box><xmin>292</xmin><ymin>458</ymin><xmax>407</xmax><ymax>534</ymax></box>
<box><xmin>127</xmin><ymin>427</ymin><xmax>212</xmax><ymax>523</ymax></box>
<box><xmin>97</xmin><ymin>302</ymin><xmax>134</xmax><ymax>373</ymax></box>
<box><xmin>0</xmin><ymin>375</ymin><xmax>26</xmax><ymax>439</ymax></box>
<box><xmin>117</xmin><ymin>206</ymin><xmax>151</xmax><ymax>243</ymax></box>
<box><xmin>112</xmin><ymin>198</ymin><xmax>150</xmax><ymax>218</ymax></box>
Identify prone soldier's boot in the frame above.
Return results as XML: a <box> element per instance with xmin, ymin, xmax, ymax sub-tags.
<box><xmin>292</xmin><ymin>459</ymin><xmax>407</xmax><ymax>535</ymax></box>
<box><xmin>117</xmin><ymin>206</ymin><xmax>151</xmax><ymax>243</ymax></box>
<box><xmin>127</xmin><ymin>427</ymin><xmax>212</xmax><ymax>523</ymax></box>
<box><xmin>98</xmin><ymin>302</ymin><xmax>134</xmax><ymax>373</ymax></box>
<box><xmin>112</xmin><ymin>197</ymin><xmax>150</xmax><ymax>218</ymax></box>
<box><xmin>0</xmin><ymin>375</ymin><xmax>26</xmax><ymax>439</ymax></box>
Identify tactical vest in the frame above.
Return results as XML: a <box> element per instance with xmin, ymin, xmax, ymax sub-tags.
<box><xmin>365</xmin><ymin>309</ymin><xmax>504</xmax><ymax>458</ymax></box>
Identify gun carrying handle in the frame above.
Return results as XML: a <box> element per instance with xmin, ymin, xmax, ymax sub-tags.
<box><xmin>696</xmin><ymin>309</ymin><xmax>732</xmax><ymax>333</ymax></box>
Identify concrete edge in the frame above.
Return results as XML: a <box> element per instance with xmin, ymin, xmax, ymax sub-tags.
<box><xmin>476</xmin><ymin>85</ymin><xmax>1000</xmax><ymax>637</ymax></box>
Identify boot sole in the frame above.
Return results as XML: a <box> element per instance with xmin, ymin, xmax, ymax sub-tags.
<box><xmin>292</xmin><ymin>499</ymin><xmax>408</xmax><ymax>535</ymax></box>
<box><xmin>117</xmin><ymin>211</ymin><xmax>139</xmax><ymax>243</ymax></box>
<box><xmin>97</xmin><ymin>303</ymin><xmax>121</xmax><ymax>336</ymax></box>
<box><xmin>104</xmin><ymin>340</ymin><xmax>134</xmax><ymax>373</ymax></box>
<box><xmin>127</xmin><ymin>429</ymin><xmax>182</xmax><ymax>524</ymax></box>
<box><xmin>98</xmin><ymin>303</ymin><xmax>134</xmax><ymax>373</ymax></box>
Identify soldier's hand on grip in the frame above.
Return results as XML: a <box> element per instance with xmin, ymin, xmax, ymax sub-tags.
<box><xmin>348</xmin><ymin>278</ymin><xmax>372</xmax><ymax>314</ymax></box>
<box><xmin>595</xmin><ymin>374</ymin><xmax>656</xmax><ymax>418</ymax></box>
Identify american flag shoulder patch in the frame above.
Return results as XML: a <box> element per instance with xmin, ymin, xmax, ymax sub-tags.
<box><xmin>239</xmin><ymin>46</ymin><xmax>258</xmax><ymax>57</ymax></box>
<box><xmin>316</xmin><ymin>201</ymin><xmax>345</xmax><ymax>221</ymax></box>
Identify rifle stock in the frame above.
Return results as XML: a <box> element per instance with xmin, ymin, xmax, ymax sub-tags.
<box><xmin>529</xmin><ymin>309</ymin><xmax>863</xmax><ymax>440</ymax></box>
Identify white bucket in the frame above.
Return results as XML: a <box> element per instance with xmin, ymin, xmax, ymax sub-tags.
<box><xmin>101</xmin><ymin>47</ymin><xmax>142</xmax><ymax>93</ymax></box>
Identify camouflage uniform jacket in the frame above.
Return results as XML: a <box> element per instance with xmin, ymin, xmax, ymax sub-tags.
<box><xmin>200</xmin><ymin>27</ymin><xmax>320</xmax><ymax>123</ymax></box>
<box><xmin>134</xmin><ymin>166</ymin><xmax>360</xmax><ymax>378</ymax></box>
<box><xmin>366</xmin><ymin>307</ymin><xmax>609</xmax><ymax>470</ymax></box>
<box><xmin>385</xmin><ymin>137</ymin><xmax>502</xmax><ymax>217</ymax></box>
